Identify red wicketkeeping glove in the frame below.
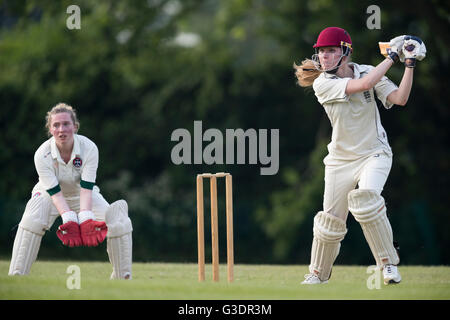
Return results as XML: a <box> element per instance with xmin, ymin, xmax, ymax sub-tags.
<box><xmin>56</xmin><ymin>221</ymin><xmax>83</xmax><ymax>247</ymax></box>
<box><xmin>80</xmin><ymin>220</ymin><xmax>108</xmax><ymax>247</ymax></box>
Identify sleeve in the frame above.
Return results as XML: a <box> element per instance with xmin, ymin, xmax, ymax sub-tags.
<box><xmin>80</xmin><ymin>143</ymin><xmax>98</xmax><ymax>190</ymax></box>
<box><xmin>374</xmin><ymin>76</ymin><xmax>398</xmax><ymax>109</ymax></box>
<box><xmin>313</xmin><ymin>76</ymin><xmax>351</xmax><ymax>105</ymax></box>
<box><xmin>34</xmin><ymin>151</ymin><xmax>60</xmax><ymax>196</ymax></box>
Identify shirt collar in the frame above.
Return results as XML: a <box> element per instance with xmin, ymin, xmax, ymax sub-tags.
<box><xmin>349</xmin><ymin>62</ymin><xmax>360</xmax><ymax>79</ymax></box>
<box><xmin>50</xmin><ymin>134</ymin><xmax>80</xmax><ymax>163</ymax></box>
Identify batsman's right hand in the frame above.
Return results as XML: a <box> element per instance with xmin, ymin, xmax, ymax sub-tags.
<box><xmin>56</xmin><ymin>221</ymin><xmax>83</xmax><ymax>247</ymax></box>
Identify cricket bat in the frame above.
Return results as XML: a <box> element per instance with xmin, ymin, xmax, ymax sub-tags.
<box><xmin>378</xmin><ymin>42</ymin><xmax>390</xmax><ymax>57</ymax></box>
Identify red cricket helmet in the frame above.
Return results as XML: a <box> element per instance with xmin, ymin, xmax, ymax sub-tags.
<box><xmin>313</xmin><ymin>27</ymin><xmax>352</xmax><ymax>55</ymax></box>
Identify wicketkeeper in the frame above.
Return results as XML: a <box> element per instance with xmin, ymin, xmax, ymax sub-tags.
<box><xmin>9</xmin><ymin>103</ymin><xmax>133</xmax><ymax>279</ymax></box>
<box><xmin>294</xmin><ymin>27</ymin><xmax>426</xmax><ymax>284</ymax></box>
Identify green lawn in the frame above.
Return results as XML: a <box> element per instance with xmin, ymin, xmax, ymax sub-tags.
<box><xmin>0</xmin><ymin>260</ymin><xmax>449</xmax><ymax>300</ymax></box>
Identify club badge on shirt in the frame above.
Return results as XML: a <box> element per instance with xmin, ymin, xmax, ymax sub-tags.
<box><xmin>73</xmin><ymin>157</ymin><xmax>82</xmax><ymax>168</ymax></box>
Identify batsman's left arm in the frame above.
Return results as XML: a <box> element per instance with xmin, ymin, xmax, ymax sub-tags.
<box><xmin>387</xmin><ymin>67</ymin><xmax>414</xmax><ymax>106</ymax></box>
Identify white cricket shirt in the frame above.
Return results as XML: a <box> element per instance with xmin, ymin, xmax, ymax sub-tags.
<box><xmin>313</xmin><ymin>62</ymin><xmax>398</xmax><ymax>165</ymax></box>
<box><xmin>33</xmin><ymin>134</ymin><xmax>99</xmax><ymax>197</ymax></box>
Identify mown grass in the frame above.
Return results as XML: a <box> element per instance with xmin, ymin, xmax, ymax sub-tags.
<box><xmin>1</xmin><ymin>260</ymin><xmax>449</xmax><ymax>300</ymax></box>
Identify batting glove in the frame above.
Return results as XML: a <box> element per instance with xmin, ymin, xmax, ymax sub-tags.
<box><xmin>388</xmin><ymin>35</ymin><xmax>406</xmax><ymax>63</ymax></box>
<box><xmin>402</xmin><ymin>35</ymin><xmax>426</xmax><ymax>68</ymax></box>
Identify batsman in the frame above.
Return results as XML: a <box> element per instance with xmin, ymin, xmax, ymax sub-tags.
<box><xmin>8</xmin><ymin>103</ymin><xmax>133</xmax><ymax>280</ymax></box>
<box><xmin>294</xmin><ymin>27</ymin><xmax>426</xmax><ymax>284</ymax></box>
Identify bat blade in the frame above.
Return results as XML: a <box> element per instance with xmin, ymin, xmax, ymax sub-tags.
<box><xmin>378</xmin><ymin>42</ymin><xmax>390</xmax><ymax>57</ymax></box>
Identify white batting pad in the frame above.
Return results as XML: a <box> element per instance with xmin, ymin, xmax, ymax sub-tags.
<box><xmin>19</xmin><ymin>193</ymin><xmax>52</xmax><ymax>235</ymax></box>
<box><xmin>9</xmin><ymin>194</ymin><xmax>52</xmax><ymax>275</ymax></box>
<box><xmin>105</xmin><ymin>200</ymin><xmax>133</xmax><ymax>279</ymax></box>
<box><xmin>309</xmin><ymin>211</ymin><xmax>347</xmax><ymax>281</ymax></box>
<box><xmin>9</xmin><ymin>227</ymin><xmax>42</xmax><ymax>275</ymax></box>
<box><xmin>348</xmin><ymin>189</ymin><xmax>399</xmax><ymax>266</ymax></box>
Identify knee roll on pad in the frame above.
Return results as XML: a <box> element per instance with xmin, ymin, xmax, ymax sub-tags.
<box><xmin>106</xmin><ymin>200</ymin><xmax>133</xmax><ymax>237</ymax></box>
<box><xmin>313</xmin><ymin>211</ymin><xmax>348</xmax><ymax>243</ymax></box>
<box><xmin>19</xmin><ymin>194</ymin><xmax>52</xmax><ymax>235</ymax></box>
<box><xmin>105</xmin><ymin>200</ymin><xmax>133</xmax><ymax>279</ymax></box>
<box><xmin>347</xmin><ymin>189</ymin><xmax>384</xmax><ymax>223</ymax></box>
<box><xmin>310</xmin><ymin>211</ymin><xmax>347</xmax><ymax>281</ymax></box>
<box><xmin>348</xmin><ymin>189</ymin><xmax>399</xmax><ymax>266</ymax></box>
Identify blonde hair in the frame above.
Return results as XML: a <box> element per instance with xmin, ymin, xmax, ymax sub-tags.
<box><xmin>293</xmin><ymin>59</ymin><xmax>322</xmax><ymax>87</ymax></box>
<box><xmin>45</xmin><ymin>103</ymin><xmax>80</xmax><ymax>136</ymax></box>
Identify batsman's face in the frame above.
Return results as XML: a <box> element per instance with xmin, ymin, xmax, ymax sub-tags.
<box><xmin>318</xmin><ymin>47</ymin><xmax>342</xmax><ymax>70</ymax></box>
<box><xmin>49</xmin><ymin>112</ymin><xmax>77</xmax><ymax>147</ymax></box>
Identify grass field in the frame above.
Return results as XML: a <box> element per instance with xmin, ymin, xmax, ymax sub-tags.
<box><xmin>1</xmin><ymin>260</ymin><xmax>449</xmax><ymax>300</ymax></box>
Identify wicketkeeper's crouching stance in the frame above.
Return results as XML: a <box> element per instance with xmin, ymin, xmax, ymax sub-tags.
<box><xmin>9</xmin><ymin>103</ymin><xmax>133</xmax><ymax>279</ymax></box>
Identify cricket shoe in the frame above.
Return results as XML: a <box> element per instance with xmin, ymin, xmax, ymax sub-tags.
<box><xmin>383</xmin><ymin>264</ymin><xmax>401</xmax><ymax>285</ymax></box>
<box><xmin>301</xmin><ymin>273</ymin><xmax>328</xmax><ymax>285</ymax></box>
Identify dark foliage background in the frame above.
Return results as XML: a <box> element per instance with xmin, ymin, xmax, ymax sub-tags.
<box><xmin>0</xmin><ymin>0</ymin><xmax>448</xmax><ymax>266</ymax></box>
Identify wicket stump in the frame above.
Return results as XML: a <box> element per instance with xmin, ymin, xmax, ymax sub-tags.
<box><xmin>196</xmin><ymin>172</ymin><xmax>234</xmax><ymax>282</ymax></box>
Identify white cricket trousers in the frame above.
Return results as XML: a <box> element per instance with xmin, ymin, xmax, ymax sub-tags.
<box><xmin>31</xmin><ymin>186</ymin><xmax>110</xmax><ymax>227</ymax></box>
<box><xmin>323</xmin><ymin>152</ymin><xmax>392</xmax><ymax>221</ymax></box>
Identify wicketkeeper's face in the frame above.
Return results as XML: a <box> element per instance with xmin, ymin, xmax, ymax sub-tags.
<box><xmin>49</xmin><ymin>112</ymin><xmax>78</xmax><ymax>147</ymax></box>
